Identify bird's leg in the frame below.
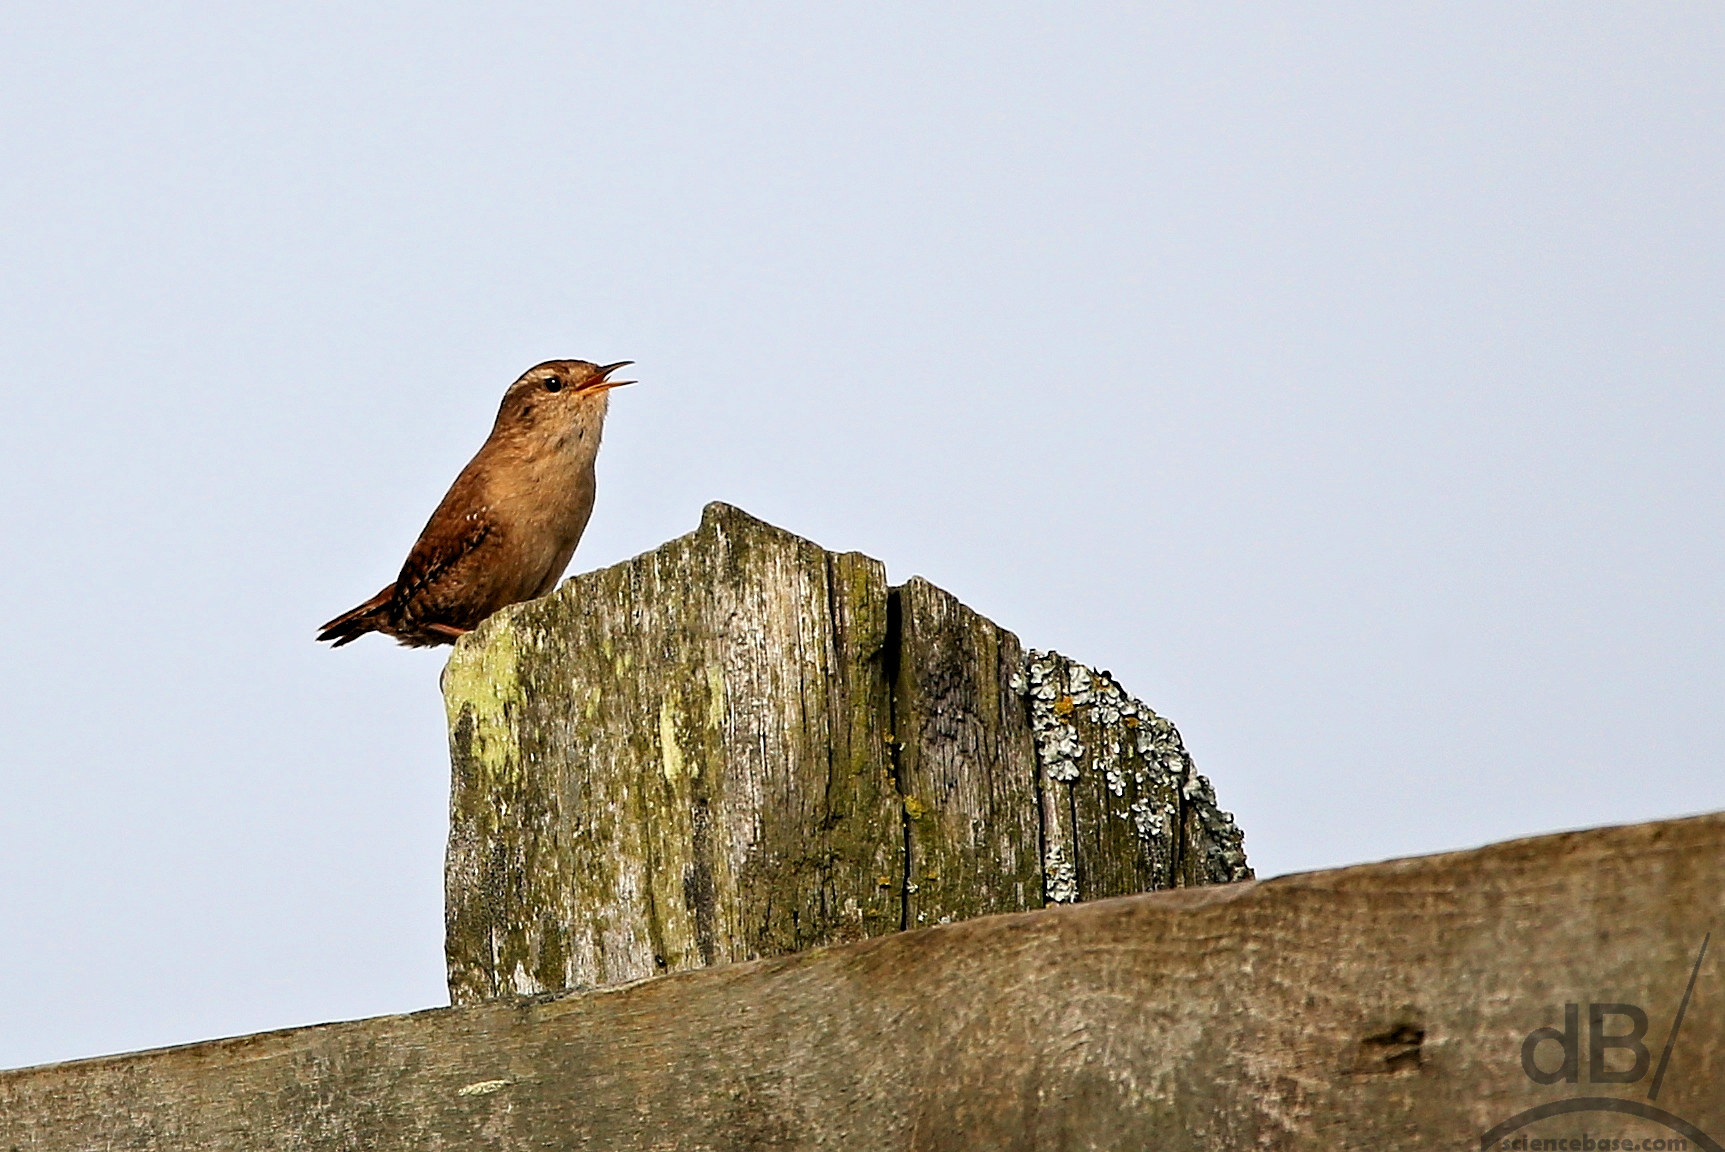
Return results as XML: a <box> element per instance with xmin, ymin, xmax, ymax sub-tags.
<box><xmin>424</xmin><ymin>623</ymin><xmax>472</xmax><ymax>642</ymax></box>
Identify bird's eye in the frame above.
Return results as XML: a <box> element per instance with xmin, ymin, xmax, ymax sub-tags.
<box><xmin>543</xmin><ymin>377</ymin><xmax>563</xmax><ymax>393</ymax></box>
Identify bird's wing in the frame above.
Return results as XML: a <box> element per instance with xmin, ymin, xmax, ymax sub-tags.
<box><xmin>390</xmin><ymin>508</ymin><xmax>499</xmax><ymax>629</ymax></box>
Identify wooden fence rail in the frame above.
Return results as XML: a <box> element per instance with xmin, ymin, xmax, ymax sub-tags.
<box><xmin>2</xmin><ymin>814</ymin><xmax>1719</xmax><ymax>1149</ymax></box>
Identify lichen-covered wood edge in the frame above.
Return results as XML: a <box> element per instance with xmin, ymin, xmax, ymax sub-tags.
<box><xmin>3</xmin><ymin>814</ymin><xmax>1720</xmax><ymax>1151</ymax></box>
<box><xmin>441</xmin><ymin>503</ymin><xmax>1249</xmax><ymax>1002</ymax></box>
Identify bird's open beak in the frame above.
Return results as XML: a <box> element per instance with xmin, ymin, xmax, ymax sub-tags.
<box><xmin>592</xmin><ymin>361</ymin><xmax>636</xmax><ymax>390</ymax></box>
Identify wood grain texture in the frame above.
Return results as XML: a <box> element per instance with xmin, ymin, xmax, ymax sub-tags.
<box><xmin>442</xmin><ymin>503</ymin><xmax>1249</xmax><ymax>1003</ymax></box>
<box><xmin>442</xmin><ymin>503</ymin><xmax>903</xmax><ymax>1002</ymax></box>
<box><xmin>891</xmin><ymin>577</ymin><xmax>1044</xmax><ymax>929</ymax></box>
<box><xmin>4</xmin><ymin>814</ymin><xmax>1720</xmax><ymax>1150</ymax></box>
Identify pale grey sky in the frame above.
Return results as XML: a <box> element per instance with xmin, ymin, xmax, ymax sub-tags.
<box><xmin>1</xmin><ymin>4</ymin><xmax>1720</xmax><ymax>1070</ymax></box>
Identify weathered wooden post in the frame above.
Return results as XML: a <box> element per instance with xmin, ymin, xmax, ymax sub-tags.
<box><xmin>441</xmin><ymin>503</ymin><xmax>1249</xmax><ymax>1002</ymax></box>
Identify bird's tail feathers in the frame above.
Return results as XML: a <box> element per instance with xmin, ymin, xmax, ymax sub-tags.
<box><xmin>317</xmin><ymin>585</ymin><xmax>395</xmax><ymax>647</ymax></box>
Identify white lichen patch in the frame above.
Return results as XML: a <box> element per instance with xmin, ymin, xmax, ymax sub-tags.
<box><xmin>1044</xmin><ymin>842</ymin><xmax>1078</xmax><ymax>903</ymax></box>
<box><xmin>510</xmin><ymin>961</ymin><xmax>541</xmax><ymax>997</ymax></box>
<box><xmin>1020</xmin><ymin>649</ymin><xmax>1252</xmax><ymax>896</ymax></box>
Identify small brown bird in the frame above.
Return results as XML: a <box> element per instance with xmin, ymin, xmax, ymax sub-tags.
<box><xmin>318</xmin><ymin>359</ymin><xmax>634</xmax><ymax>648</ymax></box>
